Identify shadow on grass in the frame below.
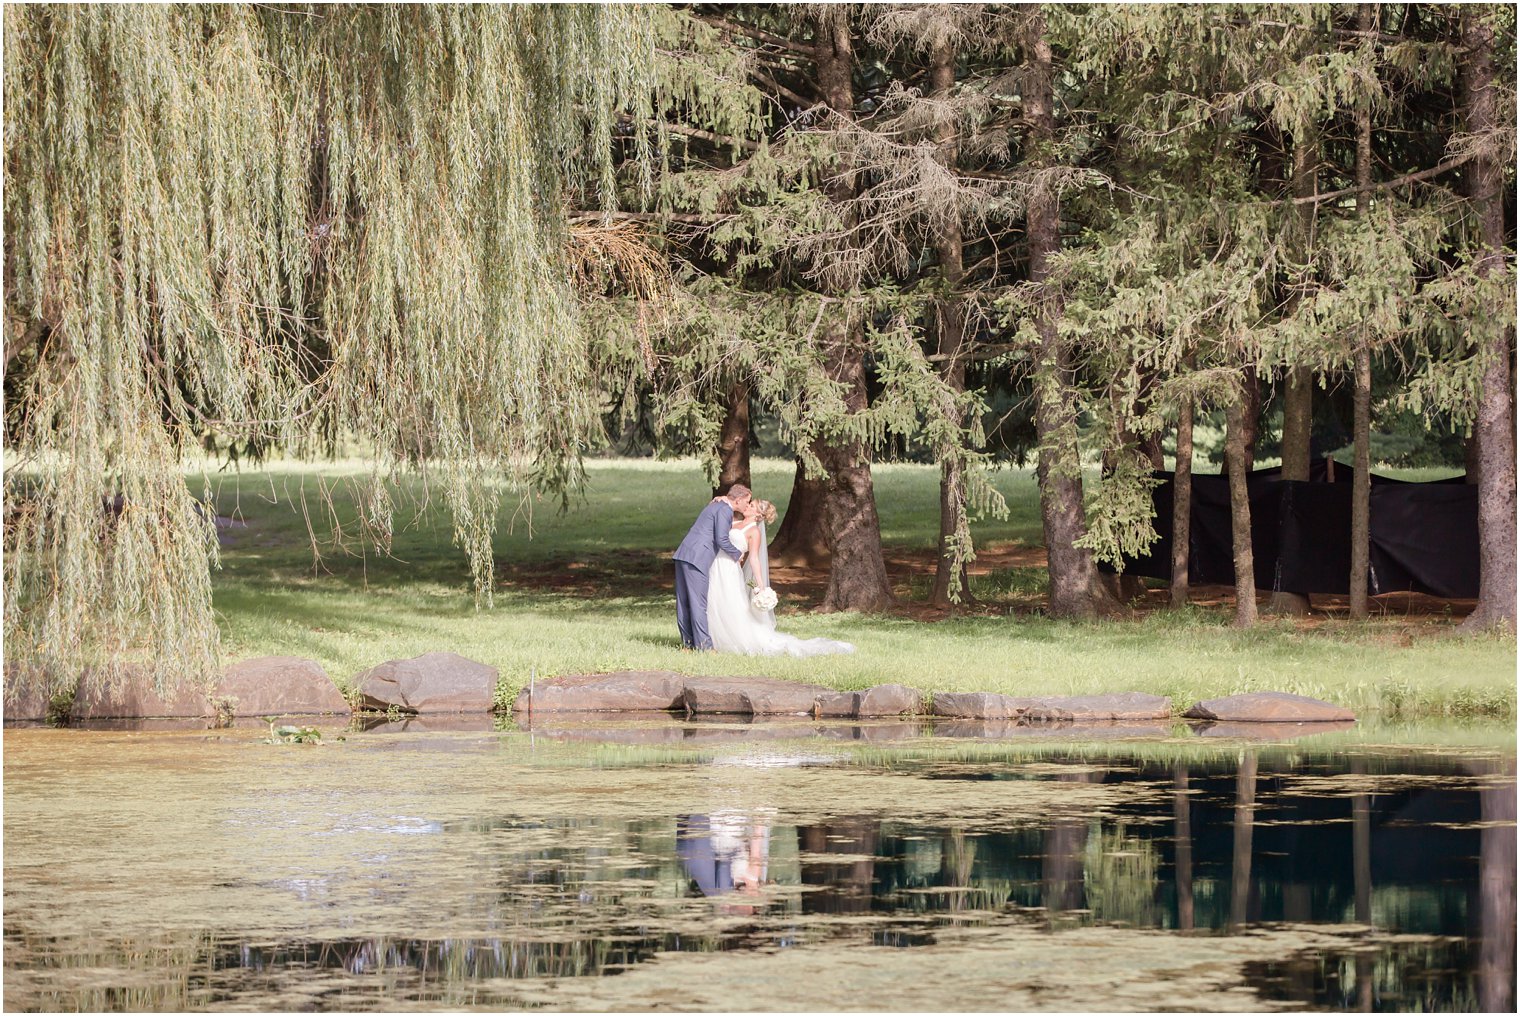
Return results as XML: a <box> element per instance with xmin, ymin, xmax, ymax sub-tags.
<box><xmin>631</xmin><ymin>634</ymin><xmax>684</xmax><ymax>651</ymax></box>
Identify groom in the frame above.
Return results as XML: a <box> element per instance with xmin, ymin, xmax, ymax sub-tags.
<box><xmin>673</xmin><ymin>484</ymin><xmax>752</xmax><ymax>650</ymax></box>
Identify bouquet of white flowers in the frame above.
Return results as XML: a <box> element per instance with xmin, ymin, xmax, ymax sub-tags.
<box><xmin>750</xmin><ymin>586</ymin><xmax>778</xmax><ymax>611</ymax></box>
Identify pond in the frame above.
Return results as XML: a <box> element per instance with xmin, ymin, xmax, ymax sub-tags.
<box><xmin>3</xmin><ymin>717</ymin><xmax>1515</xmax><ymax>1011</ymax></box>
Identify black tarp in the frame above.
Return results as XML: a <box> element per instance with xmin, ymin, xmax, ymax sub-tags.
<box><xmin>1107</xmin><ymin>465</ymin><xmax>1479</xmax><ymax>598</ymax></box>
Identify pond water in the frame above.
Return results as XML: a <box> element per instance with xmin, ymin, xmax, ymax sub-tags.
<box><xmin>3</xmin><ymin>718</ymin><xmax>1514</xmax><ymax>1012</ymax></box>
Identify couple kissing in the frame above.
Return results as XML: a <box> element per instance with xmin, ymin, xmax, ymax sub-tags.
<box><xmin>672</xmin><ymin>484</ymin><xmax>853</xmax><ymax>658</ymax></box>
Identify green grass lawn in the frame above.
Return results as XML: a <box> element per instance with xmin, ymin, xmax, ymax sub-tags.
<box><xmin>207</xmin><ymin>457</ymin><xmax>1514</xmax><ymax>719</ymax></box>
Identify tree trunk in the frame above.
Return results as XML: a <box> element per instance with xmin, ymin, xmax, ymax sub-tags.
<box><xmin>1459</xmin><ymin>8</ymin><xmax>1517</xmax><ymax>632</ymax></box>
<box><xmin>1351</xmin><ymin>341</ymin><xmax>1372</xmax><ymax>619</ymax></box>
<box><xmin>1024</xmin><ymin>10</ymin><xmax>1113</xmax><ymax>619</ymax></box>
<box><xmin>1280</xmin><ymin>369</ymin><xmax>1314</xmax><ymax>481</ymax></box>
<box><xmin>1269</xmin><ymin>129</ymin><xmax>1317</xmax><ymax>616</ymax></box>
<box><xmin>1170</xmin><ymin>376</ymin><xmax>1194</xmax><ymax>609</ymax></box>
<box><xmin>1225</xmin><ymin>384</ymin><xmax>1258</xmax><ymax>626</ymax></box>
<box><xmin>1267</xmin><ymin>367</ymin><xmax>1314</xmax><ymax>617</ymax></box>
<box><xmin>1349</xmin><ymin>4</ymin><xmax>1376</xmax><ymax>622</ymax></box>
<box><xmin>817</xmin><ymin>321</ymin><xmax>895</xmax><ymax>613</ymax></box>
<box><xmin>813</xmin><ymin>8</ymin><xmax>893</xmax><ymax>613</ymax></box>
<box><xmin>1239</xmin><ymin>371</ymin><xmax>1261</xmax><ymax>471</ymax></box>
<box><xmin>928</xmin><ymin>34</ymin><xmax>974</xmax><ymax>609</ymax></box>
<box><xmin>713</xmin><ymin>379</ymin><xmax>752</xmax><ymax>497</ymax></box>
<box><xmin>768</xmin><ymin>457</ymin><xmax>831</xmax><ymax>568</ymax></box>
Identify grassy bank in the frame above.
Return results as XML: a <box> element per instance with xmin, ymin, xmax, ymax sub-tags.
<box><xmin>207</xmin><ymin>458</ymin><xmax>1515</xmax><ymax>719</ymax></box>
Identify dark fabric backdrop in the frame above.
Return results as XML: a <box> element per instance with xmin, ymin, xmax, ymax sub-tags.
<box><xmin>1104</xmin><ymin>465</ymin><xmax>1478</xmax><ymax>598</ymax></box>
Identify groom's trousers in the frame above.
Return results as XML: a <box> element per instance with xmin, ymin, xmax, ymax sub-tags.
<box><xmin>674</xmin><ymin>561</ymin><xmax>713</xmax><ymax>650</ymax></box>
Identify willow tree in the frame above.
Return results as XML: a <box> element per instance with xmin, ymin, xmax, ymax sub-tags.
<box><xmin>3</xmin><ymin>5</ymin><xmax>655</xmax><ymax>701</ymax></box>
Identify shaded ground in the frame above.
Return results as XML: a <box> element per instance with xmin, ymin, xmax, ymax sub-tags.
<box><xmin>497</xmin><ymin>539</ymin><xmax>1476</xmax><ymax>629</ymax></box>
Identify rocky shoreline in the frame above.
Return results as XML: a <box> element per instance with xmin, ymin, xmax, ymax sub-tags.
<box><xmin>2</xmin><ymin>652</ymin><xmax>1358</xmax><ymax>727</ymax></box>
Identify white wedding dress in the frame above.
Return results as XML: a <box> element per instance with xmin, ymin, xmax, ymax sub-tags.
<box><xmin>707</xmin><ymin>522</ymin><xmax>855</xmax><ymax>658</ymax></box>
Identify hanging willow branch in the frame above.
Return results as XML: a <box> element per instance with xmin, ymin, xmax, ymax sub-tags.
<box><xmin>2</xmin><ymin>4</ymin><xmax>656</xmax><ymax>700</ymax></box>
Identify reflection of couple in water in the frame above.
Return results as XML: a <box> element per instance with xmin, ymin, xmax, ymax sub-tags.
<box><xmin>677</xmin><ymin>809</ymin><xmax>775</xmax><ymax>911</ymax></box>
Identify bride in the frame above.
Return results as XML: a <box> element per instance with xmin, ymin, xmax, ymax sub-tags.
<box><xmin>706</xmin><ymin>500</ymin><xmax>855</xmax><ymax>658</ymax></box>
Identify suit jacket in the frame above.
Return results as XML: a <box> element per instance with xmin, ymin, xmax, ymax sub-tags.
<box><xmin>674</xmin><ymin>500</ymin><xmax>742</xmax><ymax>569</ymax></box>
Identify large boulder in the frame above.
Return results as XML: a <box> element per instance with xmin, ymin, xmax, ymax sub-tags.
<box><xmin>930</xmin><ymin>692</ymin><xmax>1036</xmax><ymax>720</ymax></box>
<box><xmin>356</xmin><ymin>652</ymin><xmax>498</xmax><ymax>714</ymax></box>
<box><xmin>1184</xmin><ymin>691</ymin><xmax>1355</xmax><ymax>723</ymax></box>
<box><xmin>1023</xmin><ymin>693</ymin><xmax>1172</xmax><ymax>722</ymax></box>
<box><xmin>857</xmin><ymin>684</ymin><xmax>925</xmax><ymax>718</ymax></box>
<box><xmin>743</xmin><ymin>681</ymin><xmax>830</xmax><ymax>716</ymax></box>
<box><xmin>813</xmin><ymin>691</ymin><xmax>860</xmax><ymax>718</ymax></box>
<box><xmin>71</xmin><ymin>669</ymin><xmax>211</xmax><ymax>720</ymax></box>
<box><xmin>3</xmin><ymin>664</ymin><xmax>75</xmax><ymax>723</ymax></box>
<box><xmin>512</xmin><ymin>671</ymin><xmax>686</xmax><ymax>714</ymax></box>
<box><xmin>216</xmin><ymin>656</ymin><xmax>349</xmax><ymax>716</ymax></box>
<box><xmin>682</xmin><ymin>676</ymin><xmax>829</xmax><ymax>716</ymax></box>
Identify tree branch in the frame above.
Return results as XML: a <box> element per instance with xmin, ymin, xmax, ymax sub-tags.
<box><xmin>695</xmin><ymin>15</ymin><xmax>813</xmax><ymax>57</ymax></box>
<box><xmin>617</xmin><ymin>113</ymin><xmax>758</xmax><ymax>153</ymax></box>
<box><xmin>1288</xmin><ymin>150</ymin><xmax>1475</xmax><ymax>205</ymax></box>
<box><xmin>5</xmin><ymin>317</ymin><xmax>44</xmax><ymax>368</ymax></box>
<box><xmin>750</xmin><ymin>67</ymin><xmax>816</xmax><ymax>112</ymax></box>
<box><xmin>570</xmin><ymin>210</ymin><xmax>733</xmax><ymax>226</ymax></box>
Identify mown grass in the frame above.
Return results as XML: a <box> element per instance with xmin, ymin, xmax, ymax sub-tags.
<box><xmin>206</xmin><ymin>457</ymin><xmax>1515</xmax><ymax>719</ymax></box>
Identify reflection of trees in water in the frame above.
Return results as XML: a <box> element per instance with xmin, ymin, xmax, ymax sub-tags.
<box><xmin>798</xmin><ymin>818</ymin><xmax>879</xmax><ymax>913</ymax></box>
<box><xmin>1083</xmin><ymin>823</ymin><xmax>1159</xmax><ymax>928</ymax></box>
<box><xmin>1174</xmin><ymin>765</ymin><xmax>1194</xmax><ymax>931</ymax></box>
<box><xmin>1475</xmin><ymin>758</ymin><xmax>1516</xmax><ymax>1014</ymax></box>
<box><xmin>1043</xmin><ymin>769</ymin><xmax>1102</xmax><ymax>922</ymax></box>
<box><xmin>1229</xmin><ymin>750</ymin><xmax>1258</xmax><ymax>931</ymax></box>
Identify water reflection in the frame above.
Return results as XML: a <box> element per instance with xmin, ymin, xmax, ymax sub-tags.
<box><xmin>677</xmin><ymin>809</ymin><xmax>775</xmax><ymax>909</ymax></box>
<box><xmin>4</xmin><ymin>738</ymin><xmax>1514</xmax><ymax>1012</ymax></box>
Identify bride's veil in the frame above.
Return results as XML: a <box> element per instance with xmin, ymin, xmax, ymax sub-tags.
<box><xmin>755</xmin><ymin>521</ymin><xmax>777</xmax><ymax>629</ymax></box>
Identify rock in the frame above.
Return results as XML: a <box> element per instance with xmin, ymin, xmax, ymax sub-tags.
<box><xmin>679</xmin><ymin>677</ymin><xmax>754</xmax><ymax>715</ymax></box>
<box><xmin>3</xmin><ymin>664</ymin><xmax>74</xmax><ymax>723</ymax></box>
<box><xmin>356</xmin><ymin>652</ymin><xmax>498</xmax><ymax>714</ymax></box>
<box><xmin>813</xmin><ymin>692</ymin><xmax>860</xmax><ymax>718</ymax></box>
<box><xmin>857</xmin><ymin>684</ymin><xmax>924</xmax><ymax>717</ymax></box>
<box><xmin>930</xmin><ymin>692</ymin><xmax>1036</xmax><ymax>720</ymax></box>
<box><xmin>512</xmin><ymin>671</ymin><xmax>686</xmax><ymax>714</ymax></box>
<box><xmin>216</xmin><ymin>656</ymin><xmax>348</xmax><ymax>716</ymax></box>
<box><xmin>682</xmin><ymin>676</ymin><xmax>830</xmax><ymax>716</ymax></box>
<box><xmin>71</xmin><ymin>669</ymin><xmax>211</xmax><ymax>720</ymax></box>
<box><xmin>1184</xmin><ymin>691</ymin><xmax>1355</xmax><ymax>723</ymax></box>
<box><xmin>744</xmin><ymin>682</ymin><xmax>830</xmax><ymax>716</ymax></box>
<box><xmin>1023</xmin><ymin>693</ymin><xmax>1172</xmax><ymax>722</ymax></box>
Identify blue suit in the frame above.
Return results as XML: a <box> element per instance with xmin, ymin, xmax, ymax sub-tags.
<box><xmin>673</xmin><ymin>500</ymin><xmax>742</xmax><ymax>650</ymax></box>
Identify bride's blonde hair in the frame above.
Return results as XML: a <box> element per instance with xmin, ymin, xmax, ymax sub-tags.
<box><xmin>752</xmin><ymin>499</ymin><xmax>778</xmax><ymax>525</ymax></box>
